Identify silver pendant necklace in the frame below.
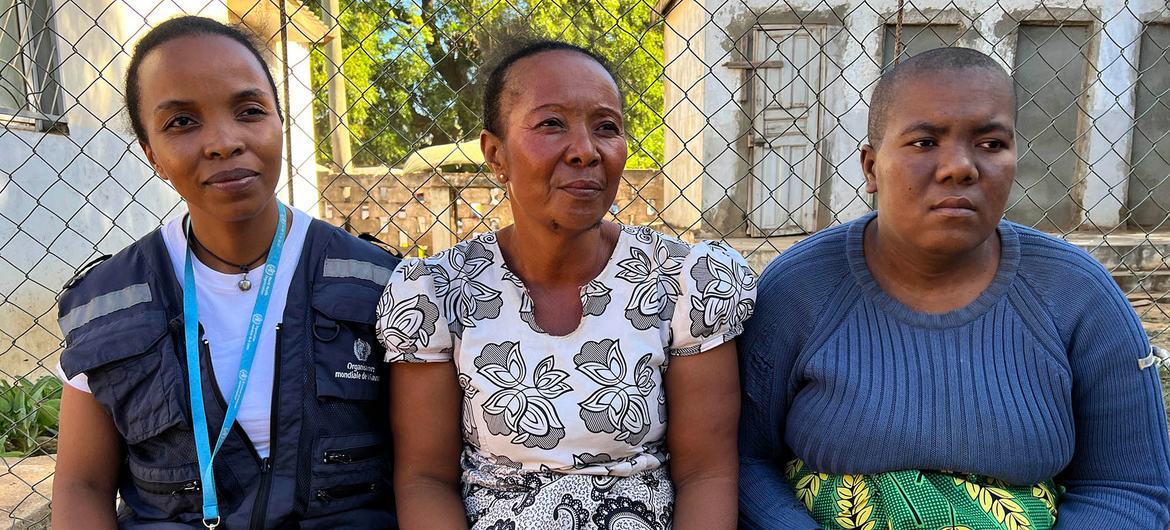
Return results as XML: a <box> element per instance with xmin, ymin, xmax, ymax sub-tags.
<box><xmin>184</xmin><ymin>215</ymin><xmax>271</xmax><ymax>291</ymax></box>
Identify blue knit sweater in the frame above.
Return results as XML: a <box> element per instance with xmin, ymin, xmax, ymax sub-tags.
<box><xmin>738</xmin><ymin>213</ymin><xmax>1170</xmax><ymax>529</ymax></box>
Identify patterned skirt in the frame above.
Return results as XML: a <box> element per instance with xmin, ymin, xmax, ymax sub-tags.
<box><xmin>462</xmin><ymin>456</ymin><xmax>675</xmax><ymax>530</ymax></box>
<box><xmin>786</xmin><ymin>458</ymin><xmax>1063</xmax><ymax>530</ymax></box>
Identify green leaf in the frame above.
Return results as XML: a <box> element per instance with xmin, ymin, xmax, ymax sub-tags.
<box><xmin>37</xmin><ymin>399</ymin><xmax>60</xmax><ymax>429</ymax></box>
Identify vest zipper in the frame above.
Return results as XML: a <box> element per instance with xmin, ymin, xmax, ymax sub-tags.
<box><xmin>201</xmin><ymin>338</ymin><xmax>264</xmax><ymax>463</ymax></box>
<box><xmin>322</xmin><ymin>444</ymin><xmax>381</xmax><ymax>465</ymax></box>
<box><xmin>133</xmin><ymin>477</ymin><xmax>201</xmax><ymax>496</ymax></box>
<box><xmin>250</xmin><ymin>324</ymin><xmax>281</xmax><ymax>530</ymax></box>
<box><xmin>197</xmin><ymin>334</ymin><xmax>269</xmax><ymax>527</ymax></box>
<box><xmin>315</xmin><ymin>482</ymin><xmax>377</xmax><ymax>503</ymax></box>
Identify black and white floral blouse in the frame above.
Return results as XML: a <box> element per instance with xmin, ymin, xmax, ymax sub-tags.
<box><xmin>376</xmin><ymin>225</ymin><xmax>757</xmax><ymax>478</ymax></box>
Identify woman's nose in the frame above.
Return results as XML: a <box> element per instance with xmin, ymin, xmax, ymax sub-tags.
<box><xmin>565</xmin><ymin>127</ymin><xmax>601</xmax><ymax>167</ymax></box>
<box><xmin>203</xmin><ymin>123</ymin><xmax>246</xmax><ymax>159</ymax></box>
<box><xmin>936</xmin><ymin>144</ymin><xmax>979</xmax><ymax>184</ymax></box>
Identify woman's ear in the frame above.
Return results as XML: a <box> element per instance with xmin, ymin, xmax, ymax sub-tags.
<box><xmin>480</xmin><ymin>129</ymin><xmax>506</xmax><ymax>181</ymax></box>
<box><xmin>140</xmin><ymin>141</ymin><xmax>168</xmax><ymax>181</ymax></box>
<box><xmin>860</xmin><ymin>144</ymin><xmax>878</xmax><ymax>194</ymax></box>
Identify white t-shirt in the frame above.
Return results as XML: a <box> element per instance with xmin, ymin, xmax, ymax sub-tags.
<box><xmin>58</xmin><ymin>205</ymin><xmax>311</xmax><ymax>458</ymax></box>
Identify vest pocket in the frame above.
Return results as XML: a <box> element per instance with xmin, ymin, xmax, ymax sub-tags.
<box><xmin>311</xmin><ymin>305</ymin><xmax>383</xmax><ymax>403</ymax></box>
<box><xmin>66</xmin><ymin>313</ymin><xmax>187</xmax><ymax>444</ymax></box>
<box><xmin>308</xmin><ymin>433</ymin><xmax>389</xmax><ymax>515</ymax></box>
<box><xmin>125</xmin><ymin>461</ymin><xmax>202</xmax><ymax>520</ymax></box>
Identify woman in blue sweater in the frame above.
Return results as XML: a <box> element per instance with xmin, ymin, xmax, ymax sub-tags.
<box><xmin>738</xmin><ymin>47</ymin><xmax>1170</xmax><ymax>529</ymax></box>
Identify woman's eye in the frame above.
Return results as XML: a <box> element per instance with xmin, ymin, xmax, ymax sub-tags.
<box><xmin>166</xmin><ymin>116</ymin><xmax>196</xmax><ymax>129</ymax></box>
<box><xmin>981</xmin><ymin>139</ymin><xmax>1007</xmax><ymax>150</ymax></box>
<box><xmin>538</xmin><ymin>118</ymin><xmax>563</xmax><ymax>128</ymax></box>
<box><xmin>910</xmin><ymin>139</ymin><xmax>936</xmax><ymax>148</ymax></box>
<box><xmin>240</xmin><ymin>106</ymin><xmax>267</xmax><ymax>118</ymax></box>
<box><xmin>598</xmin><ymin>121</ymin><xmax>621</xmax><ymax>134</ymax></box>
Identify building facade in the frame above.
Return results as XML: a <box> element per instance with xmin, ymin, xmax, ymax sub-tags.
<box><xmin>0</xmin><ymin>0</ymin><xmax>328</xmax><ymax>377</ymax></box>
<box><xmin>656</xmin><ymin>0</ymin><xmax>1170</xmax><ymax>237</ymax></box>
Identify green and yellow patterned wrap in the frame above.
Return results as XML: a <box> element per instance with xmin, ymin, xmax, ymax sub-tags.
<box><xmin>785</xmin><ymin>458</ymin><xmax>1064</xmax><ymax>530</ymax></box>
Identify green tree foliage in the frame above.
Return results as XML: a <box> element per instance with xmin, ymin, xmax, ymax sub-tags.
<box><xmin>307</xmin><ymin>0</ymin><xmax>664</xmax><ymax>169</ymax></box>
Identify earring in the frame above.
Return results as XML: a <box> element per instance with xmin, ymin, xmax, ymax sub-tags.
<box><xmin>497</xmin><ymin>173</ymin><xmax>507</xmax><ymax>183</ymax></box>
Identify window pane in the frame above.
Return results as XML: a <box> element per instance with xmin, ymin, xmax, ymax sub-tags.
<box><xmin>0</xmin><ymin>0</ymin><xmax>26</xmax><ymax>112</ymax></box>
<box><xmin>1009</xmin><ymin>24</ymin><xmax>1091</xmax><ymax>231</ymax></box>
<box><xmin>1128</xmin><ymin>24</ymin><xmax>1170</xmax><ymax>230</ymax></box>
<box><xmin>881</xmin><ymin>24</ymin><xmax>961</xmax><ymax>71</ymax></box>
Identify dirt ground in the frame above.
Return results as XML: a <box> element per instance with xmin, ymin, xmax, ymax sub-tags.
<box><xmin>1135</xmin><ymin>301</ymin><xmax>1170</xmax><ymax>419</ymax></box>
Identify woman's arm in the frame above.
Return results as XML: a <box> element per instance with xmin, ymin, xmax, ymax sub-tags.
<box><xmin>666</xmin><ymin>341</ymin><xmax>739</xmax><ymax>530</ymax></box>
<box><xmin>52</xmin><ymin>385</ymin><xmax>120</xmax><ymax>530</ymax></box>
<box><xmin>390</xmin><ymin>361</ymin><xmax>468</xmax><ymax>530</ymax></box>
<box><xmin>1049</xmin><ymin>268</ymin><xmax>1170</xmax><ymax>529</ymax></box>
<box><xmin>736</xmin><ymin>266</ymin><xmax>822</xmax><ymax>530</ymax></box>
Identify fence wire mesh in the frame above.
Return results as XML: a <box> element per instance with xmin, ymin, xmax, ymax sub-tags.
<box><xmin>1</xmin><ymin>0</ymin><xmax>1169</xmax><ymax>526</ymax></box>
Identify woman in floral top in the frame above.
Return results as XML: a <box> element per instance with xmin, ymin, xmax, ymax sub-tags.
<box><xmin>376</xmin><ymin>40</ymin><xmax>756</xmax><ymax>530</ymax></box>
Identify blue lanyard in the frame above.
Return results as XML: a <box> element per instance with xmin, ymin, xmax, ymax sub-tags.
<box><xmin>183</xmin><ymin>203</ymin><xmax>287</xmax><ymax>529</ymax></box>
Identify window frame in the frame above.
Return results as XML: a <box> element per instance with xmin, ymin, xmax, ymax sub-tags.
<box><xmin>0</xmin><ymin>0</ymin><xmax>65</xmax><ymax>133</ymax></box>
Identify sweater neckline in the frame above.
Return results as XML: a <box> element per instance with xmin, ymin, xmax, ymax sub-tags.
<box><xmin>845</xmin><ymin>211</ymin><xmax>1020</xmax><ymax>328</ymax></box>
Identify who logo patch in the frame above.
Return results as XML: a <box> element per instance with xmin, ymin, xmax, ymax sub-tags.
<box><xmin>353</xmin><ymin>338</ymin><xmax>372</xmax><ymax>362</ymax></box>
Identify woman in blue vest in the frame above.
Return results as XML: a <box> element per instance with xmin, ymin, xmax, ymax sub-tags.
<box><xmin>738</xmin><ymin>47</ymin><xmax>1170</xmax><ymax>530</ymax></box>
<box><xmin>51</xmin><ymin>16</ymin><xmax>398</xmax><ymax>528</ymax></box>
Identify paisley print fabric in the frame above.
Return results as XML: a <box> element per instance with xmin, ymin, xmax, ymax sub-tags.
<box><xmin>786</xmin><ymin>458</ymin><xmax>1063</xmax><ymax>530</ymax></box>
<box><xmin>376</xmin><ymin>225</ymin><xmax>756</xmax><ymax>518</ymax></box>
<box><xmin>463</xmin><ymin>450</ymin><xmax>675</xmax><ymax>530</ymax></box>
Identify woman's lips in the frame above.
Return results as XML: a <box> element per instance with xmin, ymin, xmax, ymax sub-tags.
<box><xmin>205</xmin><ymin>169</ymin><xmax>260</xmax><ymax>193</ymax></box>
<box><xmin>561</xmin><ymin>180</ymin><xmax>604</xmax><ymax>199</ymax></box>
<box><xmin>931</xmin><ymin>207</ymin><xmax>977</xmax><ymax>217</ymax></box>
<box><xmin>931</xmin><ymin>197</ymin><xmax>977</xmax><ymax>217</ymax></box>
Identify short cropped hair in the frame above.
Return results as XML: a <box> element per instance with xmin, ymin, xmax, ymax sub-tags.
<box><xmin>867</xmin><ymin>47</ymin><xmax>1014</xmax><ymax>148</ymax></box>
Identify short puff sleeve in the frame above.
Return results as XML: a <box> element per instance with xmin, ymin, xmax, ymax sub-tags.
<box><xmin>668</xmin><ymin>240</ymin><xmax>757</xmax><ymax>356</ymax></box>
<box><xmin>376</xmin><ymin>258</ymin><xmax>454</xmax><ymax>363</ymax></box>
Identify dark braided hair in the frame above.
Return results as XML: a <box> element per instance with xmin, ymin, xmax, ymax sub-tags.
<box><xmin>125</xmin><ymin>16</ymin><xmax>282</xmax><ymax>141</ymax></box>
<box><xmin>482</xmin><ymin>39</ymin><xmax>621</xmax><ymax>137</ymax></box>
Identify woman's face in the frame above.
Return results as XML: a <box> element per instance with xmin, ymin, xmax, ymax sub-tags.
<box><xmin>861</xmin><ymin>69</ymin><xmax>1017</xmax><ymax>256</ymax></box>
<box><xmin>136</xmin><ymin>34</ymin><xmax>283</xmax><ymax>223</ymax></box>
<box><xmin>481</xmin><ymin>50</ymin><xmax>627</xmax><ymax>233</ymax></box>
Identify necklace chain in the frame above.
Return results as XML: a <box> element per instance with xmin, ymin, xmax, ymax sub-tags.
<box><xmin>183</xmin><ymin>214</ymin><xmax>273</xmax><ymax>291</ymax></box>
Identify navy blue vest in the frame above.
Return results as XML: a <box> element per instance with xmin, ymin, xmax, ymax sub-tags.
<box><xmin>58</xmin><ymin>218</ymin><xmax>399</xmax><ymax>529</ymax></box>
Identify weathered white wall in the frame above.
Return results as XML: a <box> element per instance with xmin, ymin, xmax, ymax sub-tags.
<box><xmin>0</xmin><ymin>0</ymin><xmax>323</xmax><ymax>379</ymax></box>
<box><xmin>279</xmin><ymin>41</ymin><xmax>322</xmax><ymax>216</ymax></box>
<box><xmin>661</xmin><ymin>0</ymin><xmax>1170</xmax><ymax>236</ymax></box>
<box><xmin>661</xmin><ymin>0</ymin><xmax>708</xmax><ymax>231</ymax></box>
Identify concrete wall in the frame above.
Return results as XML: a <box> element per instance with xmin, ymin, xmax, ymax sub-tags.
<box><xmin>0</xmin><ymin>0</ymin><xmax>323</xmax><ymax>380</ymax></box>
<box><xmin>1127</xmin><ymin>23</ymin><xmax>1170</xmax><ymax>230</ymax></box>
<box><xmin>660</xmin><ymin>0</ymin><xmax>1170</xmax><ymax>237</ymax></box>
<box><xmin>661</xmin><ymin>0</ymin><xmax>709</xmax><ymax>232</ymax></box>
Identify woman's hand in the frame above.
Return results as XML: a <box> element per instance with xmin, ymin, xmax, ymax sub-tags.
<box><xmin>52</xmin><ymin>385</ymin><xmax>120</xmax><ymax>530</ymax></box>
<box><xmin>390</xmin><ymin>361</ymin><xmax>469</xmax><ymax>530</ymax></box>
<box><xmin>666</xmin><ymin>341</ymin><xmax>740</xmax><ymax>530</ymax></box>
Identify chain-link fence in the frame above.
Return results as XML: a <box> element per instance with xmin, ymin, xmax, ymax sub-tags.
<box><xmin>2</xmin><ymin>0</ymin><xmax>1170</xmax><ymax>526</ymax></box>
